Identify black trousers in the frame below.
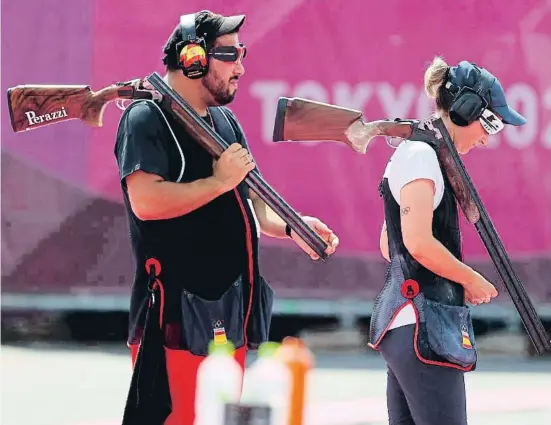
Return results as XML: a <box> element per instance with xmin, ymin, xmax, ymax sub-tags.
<box><xmin>378</xmin><ymin>324</ymin><xmax>468</xmax><ymax>425</ymax></box>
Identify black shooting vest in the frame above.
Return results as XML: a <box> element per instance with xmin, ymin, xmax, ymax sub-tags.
<box><xmin>368</xmin><ymin>139</ymin><xmax>478</xmax><ymax>372</ymax></box>
<box><xmin>121</xmin><ymin>101</ymin><xmax>274</xmax><ymax>425</ymax></box>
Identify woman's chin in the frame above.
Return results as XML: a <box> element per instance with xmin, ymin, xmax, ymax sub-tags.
<box><xmin>457</xmin><ymin>145</ymin><xmax>473</xmax><ymax>155</ymax></box>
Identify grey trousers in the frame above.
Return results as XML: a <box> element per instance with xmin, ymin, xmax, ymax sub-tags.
<box><xmin>378</xmin><ymin>324</ymin><xmax>468</xmax><ymax>425</ymax></box>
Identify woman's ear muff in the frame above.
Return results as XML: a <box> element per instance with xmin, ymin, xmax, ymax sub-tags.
<box><xmin>449</xmin><ymin>90</ymin><xmax>485</xmax><ymax>127</ymax></box>
<box><xmin>446</xmin><ymin>64</ymin><xmax>492</xmax><ymax>127</ymax></box>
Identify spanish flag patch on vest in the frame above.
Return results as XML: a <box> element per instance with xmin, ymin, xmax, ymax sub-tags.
<box><xmin>461</xmin><ymin>326</ymin><xmax>472</xmax><ymax>349</ymax></box>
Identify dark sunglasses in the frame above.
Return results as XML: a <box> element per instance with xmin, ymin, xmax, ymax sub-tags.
<box><xmin>208</xmin><ymin>44</ymin><xmax>247</xmax><ymax>63</ymax></box>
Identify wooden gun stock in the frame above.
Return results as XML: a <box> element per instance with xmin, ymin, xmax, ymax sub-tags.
<box><xmin>273</xmin><ymin>96</ymin><xmax>363</xmax><ymax>144</ymax></box>
<box><xmin>272</xmin><ymin>97</ymin><xmax>414</xmax><ymax>153</ymax></box>
<box><xmin>7</xmin><ymin>80</ymin><xmax>152</xmax><ymax>133</ymax></box>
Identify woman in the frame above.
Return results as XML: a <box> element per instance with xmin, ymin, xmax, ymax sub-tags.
<box><xmin>367</xmin><ymin>57</ymin><xmax>527</xmax><ymax>425</ymax></box>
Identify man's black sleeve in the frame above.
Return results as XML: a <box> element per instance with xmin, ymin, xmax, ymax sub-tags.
<box><xmin>114</xmin><ymin>100</ymin><xmax>172</xmax><ymax>185</ymax></box>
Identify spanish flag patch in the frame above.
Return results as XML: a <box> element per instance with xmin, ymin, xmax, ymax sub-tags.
<box><xmin>461</xmin><ymin>329</ymin><xmax>472</xmax><ymax>349</ymax></box>
<box><xmin>213</xmin><ymin>327</ymin><xmax>227</xmax><ymax>345</ymax></box>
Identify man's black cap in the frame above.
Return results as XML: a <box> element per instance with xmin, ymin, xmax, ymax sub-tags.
<box><xmin>195</xmin><ymin>10</ymin><xmax>246</xmax><ymax>41</ymax></box>
<box><xmin>162</xmin><ymin>10</ymin><xmax>246</xmax><ymax>69</ymax></box>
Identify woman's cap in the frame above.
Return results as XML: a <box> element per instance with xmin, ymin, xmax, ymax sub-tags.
<box><xmin>448</xmin><ymin>61</ymin><xmax>526</xmax><ymax>126</ymax></box>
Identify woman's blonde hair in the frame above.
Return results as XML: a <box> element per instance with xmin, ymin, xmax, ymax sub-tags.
<box><xmin>424</xmin><ymin>56</ymin><xmax>451</xmax><ymax>111</ymax></box>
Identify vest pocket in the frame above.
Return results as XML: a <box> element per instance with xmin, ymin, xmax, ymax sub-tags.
<box><xmin>422</xmin><ymin>298</ymin><xmax>477</xmax><ymax>368</ymax></box>
<box><xmin>180</xmin><ymin>275</ymin><xmax>245</xmax><ymax>356</ymax></box>
<box><xmin>246</xmin><ymin>275</ymin><xmax>275</xmax><ymax>350</ymax></box>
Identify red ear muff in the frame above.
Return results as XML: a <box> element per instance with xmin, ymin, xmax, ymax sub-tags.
<box><xmin>180</xmin><ymin>43</ymin><xmax>206</xmax><ymax>68</ymax></box>
<box><xmin>177</xmin><ymin>13</ymin><xmax>209</xmax><ymax>79</ymax></box>
<box><xmin>178</xmin><ymin>42</ymin><xmax>208</xmax><ymax>79</ymax></box>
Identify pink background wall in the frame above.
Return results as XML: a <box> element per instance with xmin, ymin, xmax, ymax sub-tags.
<box><xmin>2</xmin><ymin>0</ymin><xmax>550</xmax><ymax>301</ymax></box>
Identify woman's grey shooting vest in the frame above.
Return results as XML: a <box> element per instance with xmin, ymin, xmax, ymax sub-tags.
<box><xmin>368</xmin><ymin>140</ymin><xmax>478</xmax><ymax>372</ymax></box>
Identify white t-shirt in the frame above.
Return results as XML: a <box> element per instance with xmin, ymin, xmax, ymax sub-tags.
<box><xmin>382</xmin><ymin>140</ymin><xmax>445</xmax><ymax>330</ymax></box>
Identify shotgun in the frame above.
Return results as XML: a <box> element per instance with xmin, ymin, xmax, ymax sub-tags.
<box><xmin>273</xmin><ymin>96</ymin><xmax>551</xmax><ymax>355</ymax></box>
<box><xmin>5</xmin><ymin>76</ymin><xmax>330</xmax><ymax>260</ymax></box>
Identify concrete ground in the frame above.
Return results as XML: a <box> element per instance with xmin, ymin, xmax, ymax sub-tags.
<box><xmin>1</xmin><ymin>341</ymin><xmax>550</xmax><ymax>425</ymax></box>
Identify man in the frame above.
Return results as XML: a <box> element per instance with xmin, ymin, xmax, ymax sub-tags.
<box><xmin>114</xmin><ymin>10</ymin><xmax>339</xmax><ymax>425</ymax></box>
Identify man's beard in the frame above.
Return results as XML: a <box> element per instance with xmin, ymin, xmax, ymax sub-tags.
<box><xmin>201</xmin><ymin>70</ymin><xmax>238</xmax><ymax>106</ymax></box>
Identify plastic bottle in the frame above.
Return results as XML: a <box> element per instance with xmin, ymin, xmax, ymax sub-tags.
<box><xmin>240</xmin><ymin>341</ymin><xmax>292</xmax><ymax>425</ymax></box>
<box><xmin>195</xmin><ymin>340</ymin><xmax>244</xmax><ymax>425</ymax></box>
<box><xmin>276</xmin><ymin>337</ymin><xmax>314</xmax><ymax>425</ymax></box>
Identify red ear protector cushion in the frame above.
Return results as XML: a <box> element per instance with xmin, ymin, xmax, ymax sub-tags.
<box><xmin>179</xmin><ymin>43</ymin><xmax>207</xmax><ymax>70</ymax></box>
<box><xmin>177</xmin><ymin>13</ymin><xmax>209</xmax><ymax>79</ymax></box>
